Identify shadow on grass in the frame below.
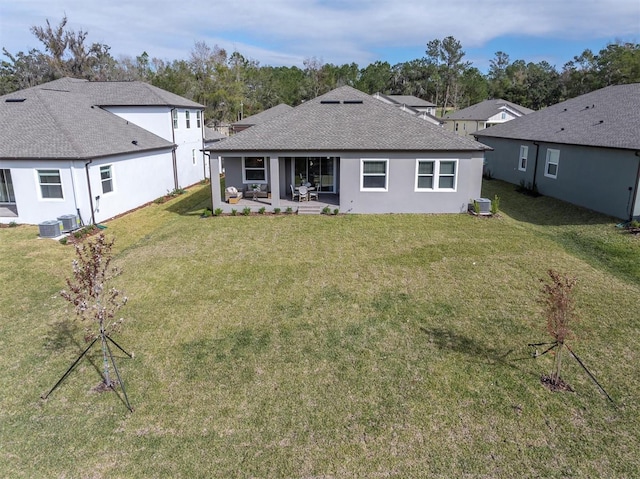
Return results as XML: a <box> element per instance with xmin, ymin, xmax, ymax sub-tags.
<box><xmin>164</xmin><ymin>184</ymin><xmax>213</xmax><ymax>217</ymax></box>
<box><xmin>45</xmin><ymin>319</ymin><xmax>82</xmax><ymax>353</ymax></box>
<box><xmin>481</xmin><ymin>179</ymin><xmax>616</xmax><ymax>227</ymax></box>
<box><xmin>420</xmin><ymin>326</ymin><xmax>530</xmax><ymax>370</ymax></box>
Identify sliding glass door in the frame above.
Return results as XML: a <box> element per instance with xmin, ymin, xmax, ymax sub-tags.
<box><xmin>293</xmin><ymin>157</ymin><xmax>336</xmax><ymax>192</ymax></box>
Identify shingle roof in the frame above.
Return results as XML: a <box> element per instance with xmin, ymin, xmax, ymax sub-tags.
<box><xmin>475</xmin><ymin>84</ymin><xmax>640</xmax><ymax>150</ymax></box>
<box><xmin>232</xmin><ymin>103</ymin><xmax>294</xmax><ymax>127</ymax></box>
<box><xmin>385</xmin><ymin>95</ymin><xmax>436</xmax><ymax>108</ymax></box>
<box><xmin>445</xmin><ymin>99</ymin><xmax>533</xmax><ymax>121</ymax></box>
<box><xmin>204</xmin><ymin>127</ymin><xmax>226</xmax><ymax>143</ymax></box>
<box><xmin>0</xmin><ymin>78</ymin><xmax>203</xmax><ymax>160</ymax></box>
<box><xmin>207</xmin><ymin>86</ymin><xmax>489</xmax><ymax>153</ymax></box>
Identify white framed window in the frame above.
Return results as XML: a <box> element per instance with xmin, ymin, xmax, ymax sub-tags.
<box><xmin>100</xmin><ymin>165</ymin><xmax>113</xmax><ymax>194</ymax></box>
<box><xmin>415</xmin><ymin>159</ymin><xmax>458</xmax><ymax>191</ymax></box>
<box><xmin>361</xmin><ymin>159</ymin><xmax>388</xmax><ymax>191</ymax></box>
<box><xmin>544</xmin><ymin>149</ymin><xmax>560</xmax><ymax>179</ymax></box>
<box><xmin>185</xmin><ymin>110</ymin><xmax>191</xmax><ymax>128</ymax></box>
<box><xmin>518</xmin><ymin>145</ymin><xmax>528</xmax><ymax>171</ymax></box>
<box><xmin>37</xmin><ymin>169</ymin><xmax>63</xmax><ymax>199</ymax></box>
<box><xmin>0</xmin><ymin>169</ymin><xmax>15</xmax><ymax>203</ymax></box>
<box><xmin>192</xmin><ymin>149</ymin><xmax>197</xmax><ymax>165</ymax></box>
<box><xmin>242</xmin><ymin>156</ymin><xmax>267</xmax><ymax>183</ymax></box>
<box><xmin>172</xmin><ymin>109</ymin><xmax>178</xmax><ymax>129</ymax></box>
<box><xmin>196</xmin><ymin>111</ymin><xmax>201</xmax><ymax>128</ymax></box>
<box><xmin>416</xmin><ymin>160</ymin><xmax>435</xmax><ymax>189</ymax></box>
<box><xmin>438</xmin><ymin>160</ymin><xmax>457</xmax><ymax>189</ymax></box>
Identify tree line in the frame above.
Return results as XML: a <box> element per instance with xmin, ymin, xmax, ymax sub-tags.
<box><xmin>2</xmin><ymin>16</ymin><xmax>639</xmax><ymax>125</ymax></box>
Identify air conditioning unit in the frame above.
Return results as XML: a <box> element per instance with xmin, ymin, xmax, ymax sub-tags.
<box><xmin>474</xmin><ymin>198</ymin><xmax>492</xmax><ymax>214</ymax></box>
<box><xmin>38</xmin><ymin>220</ymin><xmax>63</xmax><ymax>238</ymax></box>
<box><xmin>57</xmin><ymin>214</ymin><xmax>80</xmax><ymax>232</ymax></box>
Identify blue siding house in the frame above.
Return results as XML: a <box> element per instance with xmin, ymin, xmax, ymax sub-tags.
<box><xmin>475</xmin><ymin>84</ymin><xmax>640</xmax><ymax>220</ymax></box>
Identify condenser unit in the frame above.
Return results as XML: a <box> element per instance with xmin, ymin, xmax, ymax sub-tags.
<box><xmin>38</xmin><ymin>220</ymin><xmax>63</xmax><ymax>238</ymax></box>
<box><xmin>57</xmin><ymin>214</ymin><xmax>80</xmax><ymax>232</ymax></box>
<box><xmin>474</xmin><ymin>198</ymin><xmax>492</xmax><ymax>214</ymax></box>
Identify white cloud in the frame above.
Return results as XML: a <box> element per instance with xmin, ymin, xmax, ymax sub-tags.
<box><xmin>1</xmin><ymin>0</ymin><xmax>638</xmax><ymax>67</ymax></box>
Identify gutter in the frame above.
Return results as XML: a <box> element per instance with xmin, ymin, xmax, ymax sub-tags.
<box><xmin>170</xmin><ymin>107</ymin><xmax>179</xmax><ymax>190</ymax></box>
<box><xmin>630</xmin><ymin>151</ymin><xmax>640</xmax><ymax>221</ymax></box>
<box><xmin>531</xmin><ymin>141</ymin><xmax>541</xmax><ymax>192</ymax></box>
<box><xmin>84</xmin><ymin>159</ymin><xmax>96</xmax><ymax>225</ymax></box>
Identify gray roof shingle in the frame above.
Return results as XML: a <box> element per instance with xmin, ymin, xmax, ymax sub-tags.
<box><xmin>208</xmin><ymin>86</ymin><xmax>489</xmax><ymax>153</ymax></box>
<box><xmin>232</xmin><ymin>103</ymin><xmax>294</xmax><ymax>127</ymax></box>
<box><xmin>0</xmin><ymin>78</ymin><xmax>203</xmax><ymax>160</ymax></box>
<box><xmin>445</xmin><ymin>99</ymin><xmax>533</xmax><ymax>121</ymax></box>
<box><xmin>475</xmin><ymin>84</ymin><xmax>640</xmax><ymax>150</ymax></box>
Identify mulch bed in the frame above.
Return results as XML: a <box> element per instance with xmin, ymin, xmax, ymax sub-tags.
<box><xmin>541</xmin><ymin>375</ymin><xmax>574</xmax><ymax>392</ymax></box>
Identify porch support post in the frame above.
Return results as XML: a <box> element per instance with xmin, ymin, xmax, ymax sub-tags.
<box><xmin>210</xmin><ymin>155</ymin><xmax>223</xmax><ymax>210</ymax></box>
<box><xmin>268</xmin><ymin>154</ymin><xmax>281</xmax><ymax>209</ymax></box>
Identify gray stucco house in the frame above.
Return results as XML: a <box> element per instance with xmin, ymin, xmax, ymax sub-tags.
<box><xmin>205</xmin><ymin>86</ymin><xmax>490</xmax><ymax>214</ymax></box>
<box><xmin>475</xmin><ymin>83</ymin><xmax>640</xmax><ymax>221</ymax></box>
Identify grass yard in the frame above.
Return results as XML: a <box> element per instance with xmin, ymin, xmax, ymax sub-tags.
<box><xmin>1</xmin><ymin>180</ymin><xmax>639</xmax><ymax>478</ymax></box>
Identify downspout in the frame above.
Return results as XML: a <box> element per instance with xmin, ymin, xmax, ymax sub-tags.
<box><xmin>84</xmin><ymin>159</ymin><xmax>95</xmax><ymax>225</ymax></box>
<box><xmin>170</xmin><ymin>107</ymin><xmax>179</xmax><ymax>190</ymax></box>
<box><xmin>531</xmin><ymin>142</ymin><xmax>541</xmax><ymax>193</ymax></box>
<box><xmin>630</xmin><ymin>151</ymin><xmax>640</xmax><ymax>221</ymax></box>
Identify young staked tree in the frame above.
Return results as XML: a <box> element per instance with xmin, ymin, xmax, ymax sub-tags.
<box><xmin>60</xmin><ymin>234</ymin><xmax>127</xmax><ymax>388</ymax></box>
<box><xmin>540</xmin><ymin>269</ymin><xmax>578</xmax><ymax>386</ymax></box>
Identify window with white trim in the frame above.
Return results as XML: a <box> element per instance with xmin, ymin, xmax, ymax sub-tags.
<box><xmin>192</xmin><ymin>149</ymin><xmax>197</xmax><ymax>165</ymax></box>
<box><xmin>196</xmin><ymin>111</ymin><xmax>201</xmax><ymax>128</ymax></box>
<box><xmin>242</xmin><ymin>157</ymin><xmax>267</xmax><ymax>183</ymax></box>
<box><xmin>518</xmin><ymin>145</ymin><xmax>528</xmax><ymax>171</ymax></box>
<box><xmin>172</xmin><ymin>110</ymin><xmax>178</xmax><ymax>129</ymax></box>
<box><xmin>416</xmin><ymin>160</ymin><xmax>434</xmax><ymax>189</ymax></box>
<box><xmin>544</xmin><ymin>149</ymin><xmax>560</xmax><ymax>179</ymax></box>
<box><xmin>361</xmin><ymin>159</ymin><xmax>388</xmax><ymax>191</ymax></box>
<box><xmin>0</xmin><ymin>169</ymin><xmax>15</xmax><ymax>203</ymax></box>
<box><xmin>185</xmin><ymin>110</ymin><xmax>191</xmax><ymax>128</ymax></box>
<box><xmin>38</xmin><ymin>169</ymin><xmax>63</xmax><ymax>199</ymax></box>
<box><xmin>438</xmin><ymin>161</ymin><xmax>456</xmax><ymax>189</ymax></box>
<box><xmin>100</xmin><ymin>165</ymin><xmax>113</xmax><ymax>194</ymax></box>
<box><xmin>415</xmin><ymin>159</ymin><xmax>458</xmax><ymax>191</ymax></box>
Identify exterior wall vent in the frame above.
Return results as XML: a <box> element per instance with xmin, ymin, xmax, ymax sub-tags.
<box><xmin>57</xmin><ymin>214</ymin><xmax>80</xmax><ymax>232</ymax></box>
<box><xmin>38</xmin><ymin>220</ymin><xmax>63</xmax><ymax>238</ymax></box>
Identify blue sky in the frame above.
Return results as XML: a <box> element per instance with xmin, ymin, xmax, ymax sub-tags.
<box><xmin>1</xmin><ymin>0</ymin><xmax>638</xmax><ymax>74</ymax></box>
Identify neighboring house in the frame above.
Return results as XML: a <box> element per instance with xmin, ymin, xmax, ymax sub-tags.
<box><xmin>204</xmin><ymin>127</ymin><xmax>227</xmax><ymax>175</ymax></box>
<box><xmin>231</xmin><ymin>103</ymin><xmax>294</xmax><ymax>134</ymax></box>
<box><xmin>205</xmin><ymin>86</ymin><xmax>490</xmax><ymax>214</ymax></box>
<box><xmin>0</xmin><ymin>77</ymin><xmax>205</xmax><ymax>226</ymax></box>
<box><xmin>373</xmin><ymin>93</ymin><xmax>441</xmax><ymax>126</ymax></box>
<box><xmin>475</xmin><ymin>83</ymin><xmax>640</xmax><ymax>221</ymax></box>
<box><xmin>443</xmin><ymin>99</ymin><xmax>534</xmax><ymax>138</ymax></box>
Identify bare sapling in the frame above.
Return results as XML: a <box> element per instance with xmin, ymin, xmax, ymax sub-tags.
<box><xmin>540</xmin><ymin>269</ymin><xmax>578</xmax><ymax>388</ymax></box>
<box><xmin>60</xmin><ymin>233</ymin><xmax>127</xmax><ymax>387</ymax></box>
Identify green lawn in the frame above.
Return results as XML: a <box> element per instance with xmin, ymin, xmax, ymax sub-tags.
<box><xmin>1</xmin><ymin>180</ymin><xmax>639</xmax><ymax>478</ymax></box>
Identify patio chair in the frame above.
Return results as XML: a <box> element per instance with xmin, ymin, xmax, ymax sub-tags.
<box><xmin>309</xmin><ymin>184</ymin><xmax>319</xmax><ymax>201</ymax></box>
<box><xmin>290</xmin><ymin>184</ymin><xmax>299</xmax><ymax>201</ymax></box>
<box><xmin>298</xmin><ymin>185</ymin><xmax>309</xmax><ymax>201</ymax></box>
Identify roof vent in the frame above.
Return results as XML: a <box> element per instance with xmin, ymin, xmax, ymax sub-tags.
<box><xmin>343</xmin><ymin>100</ymin><xmax>363</xmax><ymax>104</ymax></box>
<box><xmin>320</xmin><ymin>100</ymin><xmax>340</xmax><ymax>104</ymax></box>
<box><xmin>5</xmin><ymin>98</ymin><xmax>26</xmax><ymax>103</ymax></box>
<box><xmin>132</xmin><ymin>140</ymin><xmax>138</xmax><ymax>145</ymax></box>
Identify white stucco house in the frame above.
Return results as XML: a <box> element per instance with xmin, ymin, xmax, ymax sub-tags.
<box><xmin>0</xmin><ymin>77</ymin><xmax>205</xmax><ymax>227</ymax></box>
